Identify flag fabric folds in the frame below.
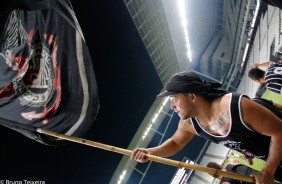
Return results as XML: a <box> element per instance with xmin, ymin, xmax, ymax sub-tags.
<box><xmin>0</xmin><ymin>0</ymin><xmax>99</xmax><ymax>145</ymax></box>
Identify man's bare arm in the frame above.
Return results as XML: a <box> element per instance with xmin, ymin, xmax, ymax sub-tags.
<box><xmin>241</xmin><ymin>97</ymin><xmax>282</xmax><ymax>183</ymax></box>
<box><xmin>131</xmin><ymin>119</ymin><xmax>195</xmax><ymax>162</ymax></box>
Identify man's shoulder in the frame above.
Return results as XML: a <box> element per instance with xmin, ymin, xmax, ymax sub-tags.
<box><xmin>218</xmin><ymin>93</ymin><xmax>233</xmax><ymax>106</ymax></box>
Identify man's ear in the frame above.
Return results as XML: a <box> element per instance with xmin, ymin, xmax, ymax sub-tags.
<box><xmin>254</xmin><ymin>79</ymin><xmax>261</xmax><ymax>83</ymax></box>
<box><xmin>189</xmin><ymin>93</ymin><xmax>197</xmax><ymax>102</ymax></box>
<box><xmin>256</xmin><ymin>78</ymin><xmax>264</xmax><ymax>84</ymax></box>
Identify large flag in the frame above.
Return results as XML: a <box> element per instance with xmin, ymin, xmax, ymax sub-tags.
<box><xmin>0</xmin><ymin>0</ymin><xmax>99</xmax><ymax>145</ymax></box>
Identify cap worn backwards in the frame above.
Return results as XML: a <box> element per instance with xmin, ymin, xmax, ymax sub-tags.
<box><xmin>157</xmin><ymin>71</ymin><xmax>226</xmax><ymax>98</ymax></box>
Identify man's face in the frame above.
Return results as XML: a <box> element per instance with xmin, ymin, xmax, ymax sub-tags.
<box><xmin>169</xmin><ymin>93</ymin><xmax>194</xmax><ymax>119</ymax></box>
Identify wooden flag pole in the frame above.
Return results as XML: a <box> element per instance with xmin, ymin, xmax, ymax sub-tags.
<box><xmin>37</xmin><ymin>128</ymin><xmax>256</xmax><ymax>183</ymax></box>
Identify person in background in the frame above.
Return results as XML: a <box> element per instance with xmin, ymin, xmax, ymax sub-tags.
<box><xmin>248</xmin><ymin>44</ymin><xmax>282</xmax><ymax>95</ymax></box>
<box><xmin>229</xmin><ymin>151</ymin><xmax>254</xmax><ymax>166</ymax></box>
<box><xmin>248</xmin><ymin>61</ymin><xmax>282</xmax><ymax>95</ymax></box>
<box><xmin>248</xmin><ymin>60</ymin><xmax>282</xmax><ymax>111</ymax></box>
<box><xmin>131</xmin><ymin>71</ymin><xmax>282</xmax><ymax>184</ymax></box>
<box><xmin>207</xmin><ymin>161</ymin><xmax>258</xmax><ymax>184</ymax></box>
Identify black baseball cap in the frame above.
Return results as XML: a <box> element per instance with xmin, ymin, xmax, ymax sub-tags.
<box><xmin>157</xmin><ymin>71</ymin><xmax>203</xmax><ymax>97</ymax></box>
<box><xmin>157</xmin><ymin>71</ymin><xmax>223</xmax><ymax>98</ymax></box>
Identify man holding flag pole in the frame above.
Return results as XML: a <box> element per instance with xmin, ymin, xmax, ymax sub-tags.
<box><xmin>131</xmin><ymin>71</ymin><xmax>282</xmax><ymax>184</ymax></box>
<box><xmin>1</xmin><ymin>1</ymin><xmax>281</xmax><ymax>183</ymax></box>
<box><xmin>0</xmin><ymin>4</ymin><xmax>258</xmax><ymax>180</ymax></box>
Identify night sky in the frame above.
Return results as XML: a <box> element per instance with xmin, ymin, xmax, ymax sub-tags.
<box><xmin>1</xmin><ymin>0</ymin><xmax>163</xmax><ymax>184</ymax></box>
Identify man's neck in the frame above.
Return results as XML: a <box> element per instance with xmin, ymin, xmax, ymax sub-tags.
<box><xmin>196</xmin><ymin>96</ymin><xmax>221</xmax><ymax>125</ymax></box>
<box><xmin>195</xmin><ymin>94</ymin><xmax>231</xmax><ymax>136</ymax></box>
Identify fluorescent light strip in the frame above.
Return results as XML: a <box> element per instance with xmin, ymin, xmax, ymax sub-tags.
<box><xmin>117</xmin><ymin>170</ymin><xmax>127</xmax><ymax>184</ymax></box>
<box><xmin>142</xmin><ymin>97</ymin><xmax>169</xmax><ymax>140</ymax></box>
<box><xmin>177</xmin><ymin>0</ymin><xmax>192</xmax><ymax>62</ymax></box>
<box><xmin>242</xmin><ymin>1</ymin><xmax>260</xmax><ymax>65</ymax></box>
